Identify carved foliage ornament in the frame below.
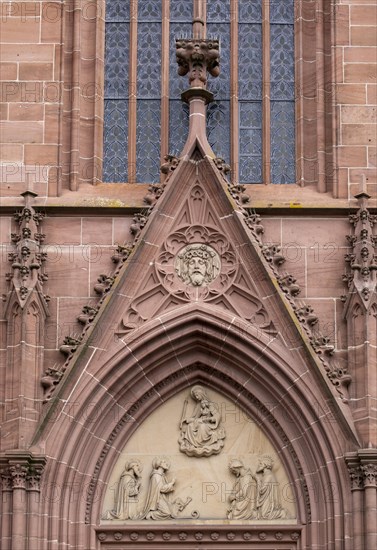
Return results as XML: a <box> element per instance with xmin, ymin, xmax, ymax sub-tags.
<box><xmin>0</xmin><ymin>459</ymin><xmax>45</xmax><ymax>492</ymax></box>
<box><xmin>176</xmin><ymin>38</ymin><xmax>220</xmax><ymax>88</ymax></box>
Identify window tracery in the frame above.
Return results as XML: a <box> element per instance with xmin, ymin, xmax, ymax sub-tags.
<box><xmin>103</xmin><ymin>0</ymin><xmax>296</xmax><ymax>184</ymax></box>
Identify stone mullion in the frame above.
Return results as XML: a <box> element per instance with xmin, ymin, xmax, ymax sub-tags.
<box><xmin>230</xmin><ymin>0</ymin><xmax>239</xmax><ymax>185</ymax></box>
<box><xmin>194</xmin><ymin>0</ymin><xmax>206</xmax><ymax>38</ymax></box>
<box><xmin>160</xmin><ymin>0</ymin><xmax>170</xmax><ymax>183</ymax></box>
<box><xmin>315</xmin><ymin>0</ymin><xmax>326</xmax><ymax>193</ymax></box>
<box><xmin>262</xmin><ymin>0</ymin><xmax>271</xmax><ymax>185</ymax></box>
<box><xmin>294</xmin><ymin>0</ymin><xmax>304</xmax><ymax>187</ymax></box>
<box><xmin>128</xmin><ymin>0</ymin><xmax>138</xmax><ymax>183</ymax></box>
<box><xmin>93</xmin><ymin>0</ymin><xmax>106</xmax><ymax>185</ymax></box>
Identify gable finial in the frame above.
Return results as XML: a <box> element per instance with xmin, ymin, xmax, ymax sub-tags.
<box><xmin>174</xmin><ymin>0</ymin><xmax>220</xmax><ymax>157</ymax></box>
<box><xmin>176</xmin><ymin>0</ymin><xmax>219</xmax><ymax>91</ymax></box>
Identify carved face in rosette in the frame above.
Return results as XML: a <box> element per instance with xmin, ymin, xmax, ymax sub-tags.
<box><xmin>175</xmin><ymin>244</ymin><xmax>220</xmax><ymax>287</ymax></box>
<box><xmin>155</xmin><ymin>225</ymin><xmax>237</xmax><ymax>300</ymax></box>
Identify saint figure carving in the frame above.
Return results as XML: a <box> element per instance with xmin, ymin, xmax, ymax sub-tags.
<box><xmin>142</xmin><ymin>457</ymin><xmax>191</xmax><ymax>520</ymax></box>
<box><xmin>175</xmin><ymin>244</ymin><xmax>220</xmax><ymax>287</ymax></box>
<box><xmin>227</xmin><ymin>459</ymin><xmax>257</xmax><ymax>520</ymax></box>
<box><xmin>178</xmin><ymin>385</ymin><xmax>225</xmax><ymax>457</ymax></box>
<box><xmin>104</xmin><ymin>459</ymin><xmax>142</xmax><ymax>520</ymax></box>
<box><xmin>255</xmin><ymin>455</ymin><xmax>287</xmax><ymax>520</ymax></box>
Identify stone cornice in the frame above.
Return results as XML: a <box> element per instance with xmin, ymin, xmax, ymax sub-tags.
<box><xmin>2</xmin><ymin>185</ymin><xmax>374</xmax><ymax>212</ymax></box>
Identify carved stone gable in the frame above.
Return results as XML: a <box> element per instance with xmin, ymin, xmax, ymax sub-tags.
<box><xmin>120</xmin><ymin>173</ymin><xmax>275</xmax><ymax>337</ymax></box>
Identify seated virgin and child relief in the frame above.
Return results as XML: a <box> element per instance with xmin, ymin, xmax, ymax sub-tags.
<box><xmin>178</xmin><ymin>385</ymin><xmax>226</xmax><ymax>457</ymax></box>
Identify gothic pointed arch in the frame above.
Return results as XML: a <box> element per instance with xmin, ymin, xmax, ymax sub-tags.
<box><xmin>33</xmin><ymin>304</ymin><xmax>356</xmax><ymax>549</ymax></box>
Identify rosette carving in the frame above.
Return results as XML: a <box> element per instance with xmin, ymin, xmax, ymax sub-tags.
<box><xmin>156</xmin><ymin>224</ymin><xmax>236</xmax><ymax>301</ymax></box>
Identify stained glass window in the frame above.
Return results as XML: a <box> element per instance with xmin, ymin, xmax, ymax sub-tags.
<box><xmin>103</xmin><ymin>0</ymin><xmax>296</xmax><ymax>184</ymax></box>
<box><xmin>270</xmin><ymin>0</ymin><xmax>295</xmax><ymax>183</ymax></box>
<box><xmin>103</xmin><ymin>5</ymin><xmax>130</xmax><ymax>182</ymax></box>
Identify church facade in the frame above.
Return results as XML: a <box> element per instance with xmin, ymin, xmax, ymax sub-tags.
<box><xmin>0</xmin><ymin>1</ymin><xmax>376</xmax><ymax>549</ymax></box>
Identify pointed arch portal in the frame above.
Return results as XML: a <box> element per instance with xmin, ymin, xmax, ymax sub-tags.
<box><xmin>35</xmin><ymin>302</ymin><xmax>354</xmax><ymax>550</ymax></box>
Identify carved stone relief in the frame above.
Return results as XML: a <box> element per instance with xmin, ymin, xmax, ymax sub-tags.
<box><xmin>175</xmin><ymin>244</ymin><xmax>221</xmax><ymax>287</ymax></box>
<box><xmin>103</xmin><ymin>459</ymin><xmax>142</xmax><ymax>520</ymax></box>
<box><xmin>227</xmin><ymin>455</ymin><xmax>288</xmax><ymax>520</ymax></box>
<box><xmin>156</xmin><ymin>223</ymin><xmax>236</xmax><ymax>301</ymax></box>
<box><xmin>178</xmin><ymin>385</ymin><xmax>225</xmax><ymax>457</ymax></box>
<box><xmin>103</xmin><ymin>457</ymin><xmax>196</xmax><ymax>521</ymax></box>
<box><xmin>101</xmin><ymin>388</ymin><xmax>296</xmax><ymax>523</ymax></box>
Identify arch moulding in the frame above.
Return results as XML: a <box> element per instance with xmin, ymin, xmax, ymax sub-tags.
<box><xmin>36</xmin><ymin>307</ymin><xmax>355</xmax><ymax>549</ymax></box>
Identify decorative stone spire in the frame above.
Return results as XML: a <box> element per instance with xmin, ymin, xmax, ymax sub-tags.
<box><xmin>343</xmin><ymin>176</ymin><xmax>377</xmax><ymax>446</ymax></box>
<box><xmin>173</xmin><ymin>1</ymin><xmax>220</xmax><ymax>158</ymax></box>
<box><xmin>6</xmin><ymin>191</ymin><xmax>49</xmax><ymax>309</ymax></box>
<box><xmin>343</xmin><ymin>177</ymin><xmax>377</xmax><ymax>309</ymax></box>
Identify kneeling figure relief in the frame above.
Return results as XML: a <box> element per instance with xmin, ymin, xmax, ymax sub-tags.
<box><xmin>101</xmin><ymin>387</ymin><xmax>295</xmax><ymax>522</ymax></box>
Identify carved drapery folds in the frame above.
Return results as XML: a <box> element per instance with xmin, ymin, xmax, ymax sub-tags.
<box><xmin>178</xmin><ymin>386</ymin><xmax>225</xmax><ymax>457</ymax></box>
<box><xmin>100</xmin><ymin>386</ymin><xmax>295</xmax><ymax>525</ymax></box>
<box><xmin>103</xmin><ymin>456</ymin><xmax>196</xmax><ymax>521</ymax></box>
<box><xmin>227</xmin><ymin>456</ymin><xmax>288</xmax><ymax>521</ymax></box>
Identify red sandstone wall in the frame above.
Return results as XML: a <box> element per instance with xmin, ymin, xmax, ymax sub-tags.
<box><xmin>336</xmin><ymin>1</ymin><xmax>377</xmax><ymax>197</ymax></box>
<box><xmin>0</xmin><ymin>0</ymin><xmax>375</xmax><ymax>197</ymax></box>
<box><xmin>0</xmin><ymin>1</ymin><xmax>62</xmax><ymax>196</ymax></box>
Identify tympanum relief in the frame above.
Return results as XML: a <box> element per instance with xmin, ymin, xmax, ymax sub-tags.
<box><xmin>103</xmin><ymin>457</ymin><xmax>196</xmax><ymax>521</ymax></box>
<box><xmin>101</xmin><ymin>388</ymin><xmax>296</xmax><ymax>523</ymax></box>
<box><xmin>178</xmin><ymin>385</ymin><xmax>225</xmax><ymax>457</ymax></box>
<box><xmin>175</xmin><ymin>244</ymin><xmax>221</xmax><ymax>287</ymax></box>
<box><xmin>103</xmin><ymin>459</ymin><xmax>142</xmax><ymax>520</ymax></box>
<box><xmin>227</xmin><ymin>457</ymin><xmax>288</xmax><ymax>520</ymax></box>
